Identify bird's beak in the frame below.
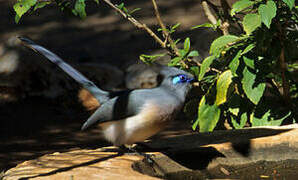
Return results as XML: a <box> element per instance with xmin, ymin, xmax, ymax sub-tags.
<box><xmin>189</xmin><ymin>77</ymin><xmax>199</xmax><ymax>87</ymax></box>
<box><xmin>187</xmin><ymin>77</ymin><xmax>195</xmax><ymax>83</ymax></box>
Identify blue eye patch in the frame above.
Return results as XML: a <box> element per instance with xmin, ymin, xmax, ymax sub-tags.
<box><xmin>172</xmin><ymin>74</ymin><xmax>193</xmax><ymax>84</ymax></box>
<box><xmin>172</xmin><ymin>76</ymin><xmax>182</xmax><ymax>84</ymax></box>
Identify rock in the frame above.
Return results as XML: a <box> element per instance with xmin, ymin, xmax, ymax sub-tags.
<box><xmin>0</xmin><ymin>50</ymin><xmax>19</xmax><ymax>75</ymax></box>
<box><xmin>74</xmin><ymin>63</ymin><xmax>124</xmax><ymax>91</ymax></box>
<box><xmin>4</xmin><ymin>125</ymin><xmax>298</xmax><ymax>179</ymax></box>
<box><xmin>125</xmin><ymin>63</ymin><xmax>178</xmax><ymax>90</ymax></box>
<box><xmin>3</xmin><ymin>148</ymin><xmax>159</xmax><ymax>180</ymax></box>
<box><xmin>125</xmin><ymin>63</ymin><xmax>160</xmax><ymax>89</ymax></box>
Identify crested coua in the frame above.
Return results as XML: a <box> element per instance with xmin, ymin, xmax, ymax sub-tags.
<box><xmin>19</xmin><ymin>37</ymin><xmax>194</xmax><ymax>147</ymax></box>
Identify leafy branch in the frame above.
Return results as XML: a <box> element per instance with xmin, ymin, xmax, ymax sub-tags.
<box><xmin>101</xmin><ymin>0</ymin><xmax>166</xmax><ymax>49</ymax></box>
<box><xmin>151</xmin><ymin>0</ymin><xmax>180</xmax><ymax>57</ymax></box>
<box><xmin>191</xmin><ymin>0</ymin><xmax>297</xmax><ymax>132</ymax></box>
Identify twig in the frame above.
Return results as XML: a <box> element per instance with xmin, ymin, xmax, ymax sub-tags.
<box><xmin>195</xmin><ymin>61</ymin><xmax>221</xmax><ymax>73</ymax></box>
<box><xmin>151</xmin><ymin>0</ymin><xmax>180</xmax><ymax>57</ymax></box>
<box><xmin>201</xmin><ymin>0</ymin><xmax>229</xmax><ymax>35</ymax></box>
<box><xmin>267</xmin><ymin>78</ymin><xmax>283</xmax><ymax>97</ymax></box>
<box><xmin>101</xmin><ymin>0</ymin><xmax>222</xmax><ymax>73</ymax></box>
<box><xmin>277</xmin><ymin>21</ymin><xmax>291</xmax><ymax>106</ymax></box>
<box><xmin>101</xmin><ymin>0</ymin><xmax>165</xmax><ymax>48</ymax></box>
<box><xmin>279</xmin><ymin>46</ymin><xmax>291</xmax><ymax>103</ymax></box>
<box><xmin>201</xmin><ymin>1</ymin><xmax>217</xmax><ymax>25</ymax></box>
<box><xmin>220</xmin><ymin>22</ymin><xmax>230</xmax><ymax>36</ymax></box>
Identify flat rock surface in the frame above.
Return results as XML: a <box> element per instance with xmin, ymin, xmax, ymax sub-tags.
<box><xmin>3</xmin><ymin>148</ymin><xmax>159</xmax><ymax>180</ymax></box>
<box><xmin>3</xmin><ymin>125</ymin><xmax>298</xmax><ymax>180</ymax></box>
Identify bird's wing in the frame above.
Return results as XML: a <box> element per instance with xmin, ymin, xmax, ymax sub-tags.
<box><xmin>19</xmin><ymin>37</ymin><xmax>110</xmax><ymax>104</ymax></box>
<box><xmin>81</xmin><ymin>91</ymin><xmax>140</xmax><ymax>130</ymax></box>
<box><xmin>81</xmin><ymin>88</ymin><xmax>182</xmax><ymax>130</ymax></box>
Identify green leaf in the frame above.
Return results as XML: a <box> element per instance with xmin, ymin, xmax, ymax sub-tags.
<box><xmin>251</xmin><ymin>111</ymin><xmax>291</xmax><ymax>126</ymax></box>
<box><xmin>231</xmin><ymin>0</ymin><xmax>255</xmax><ymax>16</ymax></box>
<box><xmin>239</xmin><ymin>113</ymin><xmax>248</xmax><ymax>128</ymax></box>
<box><xmin>190</xmin><ymin>66</ymin><xmax>199</xmax><ymax>77</ymax></box>
<box><xmin>34</xmin><ymin>1</ymin><xmax>51</xmax><ymax>11</ymax></box>
<box><xmin>179</xmin><ymin>49</ymin><xmax>187</xmax><ymax>58</ymax></box>
<box><xmin>188</xmin><ymin>50</ymin><xmax>199</xmax><ymax>57</ymax></box>
<box><xmin>94</xmin><ymin>0</ymin><xmax>99</xmax><ymax>4</ymax></box>
<box><xmin>130</xmin><ymin>8</ymin><xmax>141</xmax><ymax>15</ymax></box>
<box><xmin>15</xmin><ymin>14</ymin><xmax>21</xmax><ymax>23</ymax></box>
<box><xmin>174</xmin><ymin>38</ymin><xmax>181</xmax><ymax>45</ymax></box>
<box><xmin>74</xmin><ymin>0</ymin><xmax>86</xmax><ymax>18</ymax></box>
<box><xmin>282</xmin><ymin>0</ymin><xmax>294</xmax><ymax>9</ymax></box>
<box><xmin>229</xmin><ymin>108</ymin><xmax>239</xmax><ymax>116</ymax></box>
<box><xmin>272</xmin><ymin>112</ymin><xmax>291</xmax><ymax>125</ymax></box>
<box><xmin>58</xmin><ymin>1</ymin><xmax>71</xmax><ymax>11</ymax></box>
<box><xmin>210</xmin><ymin>35</ymin><xmax>239</xmax><ymax>56</ymax></box>
<box><xmin>157</xmin><ymin>28</ymin><xmax>166</xmax><ymax>32</ymax></box>
<box><xmin>168</xmin><ymin>56</ymin><xmax>182</xmax><ymax>66</ymax></box>
<box><xmin>241</xmin><ymin>43</ymin><xmax>255</xmax><ymax>55</ymax></box>
<box><xmin>231</xmin><ymin>113</ymin><xmax>248</xmax><ymax>129</ymax></box>
<box><xmin>171</xmin><ymin>23</ymin><xmax>180</xmax><ymax>32</ymax></box>
<box><xmin>216</xmin><ymin>70</ymin><xmax>233</xmax><ymax>105</ymax></box>
<box><xmin>191</xmin><ymin>23</ymin><xmax>214</xmax><ymax>29</ymax></box>
<box><xmin>251</xmin><ymin>111</ymin><xmax>267</xmax><ymax>126</ymax></box>
<box><xmin>139</xmin><ymin>53</ymin><xmax>165</xmax><ymax>64</ymax></box>
<box><xmin>196</xmin><ymin>96</ymin><xmax>221</xmax><ymax>132</ymax></box>
<box><xmin>117</xmin><ymin>3</ymin><xmax>124</xmax><ymax>9</ymax></box>
<box><xmin>258</xmin><ymin>1</ymin><xmax>277</xmax><ymax>28</ymax></box>
<box><xmin>243</xmin><ymin>56</ymin><xmax>255</xmax><ymax>69</ymax></box>
<box><xmin>229</xmin><ymin>50</ymin><xmax>242</xmax><ymax>76</ymax></box>
<box><xmin>184</xmin><ymin>37</ymin><xmax>190</xmax><ymax>53</ymax></box>
<box><xmin>13</xmin><ymin>0</ymin><xmax>37</xmax><ymax>23</ymax></box>
<box><xmin>216</xmin><ymin>19</ymin><xmax>222</xmax><ymax>28</ymax></box>
<box><xmin>198</xmin><ymin>55</ymin><xmax>216</xmax><ymax>81</ymax></box>
<box><xmin>242</xmin><ymin>67</ymin><xmax>266</xmax><ymax>104</ymax></box>
<box><xmin>243</xmin><ymin>13</ymin><xmax>261</xmax><ymax>35</ymax></box>
<box><xmin>192</xmin><ymin>119</ymin><xmax>199</xmax><ymax>131</ymax></box>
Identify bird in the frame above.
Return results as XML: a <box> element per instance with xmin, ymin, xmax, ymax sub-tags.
<box><xmin>19</xmin><ymin>37</ymin><xmax>194</xmax><ymax>147</ymax></box>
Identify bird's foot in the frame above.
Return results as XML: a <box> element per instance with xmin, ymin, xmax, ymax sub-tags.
<box><xmin>118</xmin><ymin>145</ymin><xmax>155</xmax><ymax>165</ymax></box>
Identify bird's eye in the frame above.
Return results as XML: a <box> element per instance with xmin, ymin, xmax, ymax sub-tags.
<box><xmin>172</xmin><ymin>74</ymin><xmax>189</xmax><ymax>84</ymax></box>
<box><xmin>179</xmin><ymin>75</ymin><xmax>186</xmax><ymax>80</ymax></box>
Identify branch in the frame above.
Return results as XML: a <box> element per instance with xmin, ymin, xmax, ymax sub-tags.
<box><xmin>277</xmin><ymin>21</ymin><xmax>291</xmax><ymax>106</ymax></box>
<box><xmin>151</xmin><ymin>0</ymin><xmax>180</xmax><ymax>57</ymax></box>
<box><xmin>101</xmin><ymin>0</ymin><xmax>222</xmax><ymax>73</ymax></box>
<box><xmin>279</xmin><ymin>46</ymin><xmax>291</xmax><ymax>103</ymax></box>
<box><xmin>267</xmin><ymin>78</ymin><xmax>283</xmax><ymax>98</ymax></box>
<box><xmin>201</xmin><ymin>0</ymin><xmax>229</xmax><ymax>35</ymax></box>
<box><xmin>101</xmin><ymin>0</ymin><xmax>165</xmax><ymax>48</ymax></box>
<box><xmin>196</xmin><ymin>61</ymin><xmax>221</xmax><ymax>73</ymax></box>
<box><xmin>202</xmin><ymin>1</ymin><xmax>217</xmax><ymax>25</ymax></box>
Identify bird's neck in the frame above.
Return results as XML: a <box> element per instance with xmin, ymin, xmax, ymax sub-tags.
<box><xmin>159</xmin><ymin>85</ymin><xmax>188</xmax><ymax>102</ymax></box>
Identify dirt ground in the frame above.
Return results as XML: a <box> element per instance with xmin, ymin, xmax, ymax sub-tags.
<box><xmin>0</xmin><ymin>0</ymin><xmax>215</xmax><ymax>172</ymax></box>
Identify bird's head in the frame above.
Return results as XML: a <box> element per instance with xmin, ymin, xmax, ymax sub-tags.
<box><xmin>158</xmin><ymin>66</ymin><xmax>195</xmax><ymax>98</ymax></box>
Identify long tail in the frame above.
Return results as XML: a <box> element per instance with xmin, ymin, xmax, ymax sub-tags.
<box><xmin>19</xmin><ymin>37</ymin><xmax>110</xmax><ymax>104</ymax></box>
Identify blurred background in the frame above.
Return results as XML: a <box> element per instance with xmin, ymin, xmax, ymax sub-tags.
<box><xmin>0</xmin><ymin>0</ymin><xmax>219</xmax><ymax>172</ymax></box>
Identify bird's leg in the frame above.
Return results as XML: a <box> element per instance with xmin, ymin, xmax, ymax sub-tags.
<box><xmin>118</xmin><ymin>144</ymin><xmax>155</xmax><ymax>165</ymax></box>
